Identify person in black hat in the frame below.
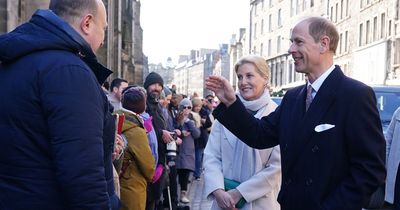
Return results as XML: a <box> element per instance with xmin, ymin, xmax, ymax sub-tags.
<box><xmin>144</xmin><ymin>72</ymin><xmax>179</xmax><ymax>210</ymax></box>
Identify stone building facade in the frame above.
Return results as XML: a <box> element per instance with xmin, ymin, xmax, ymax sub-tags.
<box><xmin>249</xmin><ymin>0</ymin><xmax>400</xmax><ymax>89</ymax></box>
<box><xmin>99</xmin><ymin>0</ymin><xmax>144</xmax><ymax>85</ymax></box>
<box><xmin>0</xmin><ymin>0</ymin><xmax>145</xmax><ymax>85</ymax></box>
<box><xmin>0</xmin><ymin>0</ymin><xmax>49</xmax><ymax>34</ymax></box>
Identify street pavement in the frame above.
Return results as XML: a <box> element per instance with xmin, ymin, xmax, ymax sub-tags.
<box><xmin>184</xmin><ymin>173</ymin><xmax>212</xmax><ymax>210</ymax></box>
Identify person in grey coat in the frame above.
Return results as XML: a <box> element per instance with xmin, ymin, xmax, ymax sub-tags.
<box><xmin>385</xmin><ymin>106</ymin><xmax>400</xmax><ymax>206</ymax></box>
<box><xmin>175</xmin><ymin>98</ymin><xmax>201</xmax><ymax>203</ymax></box>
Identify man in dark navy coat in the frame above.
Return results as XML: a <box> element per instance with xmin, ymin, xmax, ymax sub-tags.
<box><xmin>206</xmin><ymin>17</ymin><xmax>386</xmax><ymax>210</ymax></box>
<box><xmin>0</xmin><ymin>0</ymin><xmax>120</xmax><ymax>209</ymax></box>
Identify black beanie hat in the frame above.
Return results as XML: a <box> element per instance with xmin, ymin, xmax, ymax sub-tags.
<box><xmin>144</xmin><ymin>72</ymin><xmax>164</xmax><ymax>90</ymax></box>
<box><xmin>122</xmin><ymin>86</ymin><xmax>146</xmax><ymax>114</ymax></box>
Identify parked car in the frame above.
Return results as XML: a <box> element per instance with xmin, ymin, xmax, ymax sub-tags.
<box><xmin>271</xmin><ymin>96</ymin><xmax>283</xmax><ymax>105</ymax></box>
<box><xmin>371</xmin><ymin>85</ymin><xmax>400</xmax><ymax>132</ymax></box>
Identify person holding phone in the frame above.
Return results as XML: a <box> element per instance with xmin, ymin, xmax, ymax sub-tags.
<box><xmin>175</xmin><ymin>98</ymin><xmax>201</xmax><ymax>203</ymax></box>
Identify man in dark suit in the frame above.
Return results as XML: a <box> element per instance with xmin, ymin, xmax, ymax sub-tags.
<box><xmin>206</xmin><ymin>17</ymin><xmax>386</xmax><ymax>210</ymax></box>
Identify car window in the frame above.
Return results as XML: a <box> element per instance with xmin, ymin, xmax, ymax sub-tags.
<box><xmin>375</xmin><ymin>91</ymin><xmax>400</xmax><ymax>122</ymax></box>
<box><xmin>271</xmin><ymin>97</ymin><xmax>282</xmax><ymax>106</ymax></box>
<box><xmin>373</xmin><ymin>88</ymin><xmax>400</xmax><ymax>131</ymax></box>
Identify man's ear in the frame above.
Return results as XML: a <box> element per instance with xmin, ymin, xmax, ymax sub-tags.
<box><xmin>80</xmin><ymin>14</ymin><xmax>94</xmax><ymax>35</ymax></box>
<box><xmin>319</xmin><ymin>36</ymin><xmax>331</xmax><ymax>53</ymax></box>
<box><xmin>112</xmin><ymin>86</ymin><xmax>119</xmax><ymax>94</ymax></box>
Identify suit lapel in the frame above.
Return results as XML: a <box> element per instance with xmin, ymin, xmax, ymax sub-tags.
<box><xmin>284</xmin><ymin>67</ymin><xmax>344</xmax><ymax>173</ymax></box>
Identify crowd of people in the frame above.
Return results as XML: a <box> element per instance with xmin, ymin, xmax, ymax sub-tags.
<box><xmin>0</xmin><ymin>0</ymin><xmax>399</xmax><ymax>210</ymax></box>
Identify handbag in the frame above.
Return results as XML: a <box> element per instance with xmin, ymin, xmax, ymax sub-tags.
<box><xmin>224</xmin><ymin>178</ymin><xmax>247</xmax><ymax>209</ymax></box>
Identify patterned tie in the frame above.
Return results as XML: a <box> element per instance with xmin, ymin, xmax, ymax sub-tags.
<box><xmin>305</xmin><ymin>85</ymin><xmax>313</xmax><ymax>111</ymax></box>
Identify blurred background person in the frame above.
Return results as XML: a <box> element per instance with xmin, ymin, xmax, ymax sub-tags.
<box><xmin>108</xmin><ymin>78</ymin><xmax>129</xmax><ymax>111</ymax></box>
<box><xmin>117</xmin><ymin>86</ymin><xmax>155</xmax><ymax>210</ymax></box>
<box><xmin>204</xmin><ymin>55</ymin><xmax>281</xmax><ymax>210</ymax></box>
<box><xmin>176</xmin><ymin>98</ymin><xmax>201</xmax><ymax>204</ymax></box>
<box><xmin>192</xmin><ymin>97</ymin><xmax>212</xmax><ymax>180</ymax></box>
<box><xmin>385</xmin><ymin>106</ymin><xmax>400</xmax><ymax>208</ymax></box>
<box><xmin>143</xmin><ymin>72</ymin><xmax>176</xmax><ymax>210</ymax></box>
<box><xmin>160</xmin><ymin>87</ymin><xmax>183</xmax><ymax>210</ymax></box>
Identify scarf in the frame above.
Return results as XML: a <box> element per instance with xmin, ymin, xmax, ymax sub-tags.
<box><xmin>228</xmin><ymin>88</ymin><xmax>273</xmax><ymax>182</ymax></box>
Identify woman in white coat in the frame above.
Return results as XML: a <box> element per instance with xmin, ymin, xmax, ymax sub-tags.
<box><xmin>204</xmin><ymin>55</ymin><xmax>281</xmax><ymax>210</ymax></box>
<box><xmin>385</xmin><ymin>106</ymin><xmax>400</xmax><ymax>206</ymax></box>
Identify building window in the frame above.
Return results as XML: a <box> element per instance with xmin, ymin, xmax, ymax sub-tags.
<box><xmin>291</xmin><ymin>0</ymin><xmax>296</xmax><ymax>16</ymax></box>
<box><xmin>289</xmin><ymin>60</ymin><xmax>294</xmax><ymax>83</ymax></box>
<box><xmin>261</xmin><ymin>19</ymin><xmax>264</xmax><ymax>34</ymax></box>
<box><xmin>346</xmin><ymin>0</ymin><xmax>349</xmax><ymax>16</ymax></box>
<box><xmin>269</xmin><ymin>14</ymin><xmax>272</xmax><ymax>32</ymax></box>
<box><xmin>345</xmin><ymin>31</ymin><xmax>348</xmax><ymax>52</ymax></box>
<box><xmin>262</xmin><ymin>0</ymin><xmax>265</xmax><ymax>9</ymax></box>
<box><xmin>268</xmin><ymin>39</ymin><xmax>272</xmax><ymax>56</ymax></box>
<box><xmin>340</xmin><ymin>0</ymin><xmax>344</xmax><ymax>20</ymax></box>
<box><xmin>359</xmin><ymin>23</ymin><xmax>363</xmax><ymax>46</ymax></box>
<box><xmin>260</xmin><ymin>43</ymin><xmax>264</xmax><ymax>56</ymax></box>
<box><xmin>254</xmin><ymin>23</ymin><xmax>257</xmax><ymax>39</ymax></box>
<box><xmin>277</xmin><ymin>36</ymin><xmax>281</xmax><ymax>53</ymax></box>
<box><xmin>297</xmin><ymin>0</ymin><xmax>301</xmax><ymax>13</ymax></box>
<box><xmin>330</xmin><ymin>7</ymin><xmax>333</xmax><ymax>21</ymax></box>
<box><xmin>389</xmin><ymin>20</ymin><xmax>392</xmax><ymax>36</ymax></box>
<box><xmin>311</xmin><ymin>0</ymin><xmax>314</xmax><ymax>7</ymax></box>
<box><xmin>381</xmin><ymin>13</ymin><xmax>386</xmax><ymax>38</ymax></box>
<box><xmin>360</xmin><ymin>0</ymin><xmax>363</xmax><ymax>9</ymax></box>
<box><xmin>255</xmin><ymin>3</ymin><xmax>257</xmax><ymax>16</ymax></box>
<box><xmin>373</xmin><ymin>16</ymin><xmax>377</xmax><ymax>41</ymax></box>
<box><xmin>366</xmin><ymin>20</ymin><xmax>370</xmax><ymax>44</ymax></box>
<box><xmin>339</xmin><ymin>33</ymin><xmax>343</xmax><ymax>54</ymax></box>
<box><xmin>269</xmin><ymin>0</ymin><xmax>273</xmax><ymax>7</ymax></box>
<box><xmin>303</xmin><ymin>0</ymin><xmax>308</xmax><ymax>10</ymax></box>
<box><xmin>335</xmin><ymin>3</ymin><xmax>338</xmax><ymax>22</ymax></box>
<box><xmin>254</xmin><ymin>46</ymin><xmax>257</xmax><ymax>54</ymax></box>
<box><xmin>278</xmin><ymin>9</ymin><xmax>282</xmax><ymax>27</ymax></box>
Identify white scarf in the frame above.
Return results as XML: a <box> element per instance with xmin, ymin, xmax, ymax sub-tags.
<box><xmin>227</xmin><ymin>88</ymin><xmax>274</xmax><ymax>182</ymax></box>
<box><xmin>237</xmin><ymin>88</ymin><xmax>271</xmax><ymax>117</ymax></box>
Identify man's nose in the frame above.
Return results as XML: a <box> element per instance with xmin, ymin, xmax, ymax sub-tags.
<box><xmin>288</xmin><ymin>43</ymin><xmax>295</xmax><ymax>54</ymax></box>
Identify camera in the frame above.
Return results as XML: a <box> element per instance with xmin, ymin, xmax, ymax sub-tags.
<box><xmin>171</xmin><ymin>132</ymin><xmax>177</xmax><ymax>140</ymax></box>
<box><xmin>166</xmin><ymin>132</ymin><xmax>178</xmax><ymax>166</ymax></box>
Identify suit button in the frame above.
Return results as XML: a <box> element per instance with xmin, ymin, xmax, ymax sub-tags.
<box><xmin>285</xmin><ymin>179</ymin><xmax>292</xmax><ymax>186</ymax></box>
<box><xmin>306</xmin><ymin>178</ymin><xmax>313</xmax><ymax>186</ymax></box>
<box><xmin>311</xmin><ymin>145</ymin><xmax>319</xmax><ymax>152</ymax></box>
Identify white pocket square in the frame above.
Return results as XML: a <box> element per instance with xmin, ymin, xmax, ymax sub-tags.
<box><xmin>314</xmin><ymin>124</ymin><xmax>335</xmax><ymax>132</ymax></box>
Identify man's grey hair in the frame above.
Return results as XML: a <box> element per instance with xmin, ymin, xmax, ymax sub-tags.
<box><xmin>49</xmin><ymin>0</ymin><xmax>99</xmax><ymax>24</ymax></box>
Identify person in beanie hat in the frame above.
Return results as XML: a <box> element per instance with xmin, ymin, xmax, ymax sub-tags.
<box><xmin>121</xmin><ymin>86</ymin><xmax>146</xmax><ymax>114</ymax></box>
<box><xmin>144</xmin><ymin>72</ymin><xmax>164</xmax><ymax>90</ymax></box>
<box><xmin>175</xmin><ymin>98</ymin><xmax>201</xmax><ymax>204</ymax></box>
<box><xmin>143</xmin><ymin>72</ymin><xmax>179</xmax><ymax>210</ymax></box>
<box><xmin>116</xmin><ymin>85</ymin><xmax>155</xmax><ymax>210</ymax></box>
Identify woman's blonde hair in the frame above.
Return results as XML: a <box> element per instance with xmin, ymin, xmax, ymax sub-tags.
<box><xmin>234</xmin><ymin>55</ymin><xmax>270</xmax><ymax>89</ymax></box>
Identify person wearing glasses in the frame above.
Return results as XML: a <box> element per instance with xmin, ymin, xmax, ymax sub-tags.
<box><xmin>204</xmin><ymin>55</ymin><xmax>281</xmax><ymax>210</ymax></box>
<box><xmin>175</xmin><ymin>98</ymin><xmax>201</xmax><ymax>203</ymax></box>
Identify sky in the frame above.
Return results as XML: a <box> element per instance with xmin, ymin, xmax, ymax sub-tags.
<box><xmin>141</xmin><ymin>0</ymin><xmax>249</xmax><ymax>65</ymax></box>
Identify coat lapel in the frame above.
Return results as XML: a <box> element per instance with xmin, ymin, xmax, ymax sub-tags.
<box><xmin>284</xmin><ymin>67</ymin><xmax>344</xmax><ymax>173</ymax></box>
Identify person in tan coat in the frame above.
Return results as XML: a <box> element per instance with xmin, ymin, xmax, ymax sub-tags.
<box><xmin>117</xmin><ymin>86</ymin><xmax>155</xmax><ymax>210</ymax></box>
